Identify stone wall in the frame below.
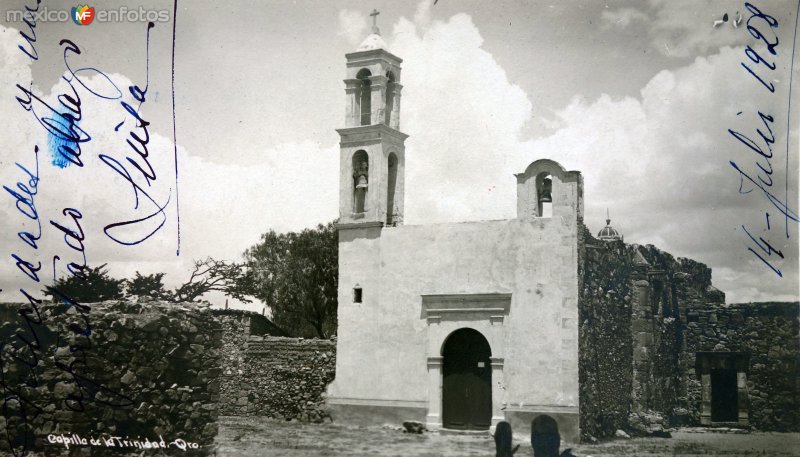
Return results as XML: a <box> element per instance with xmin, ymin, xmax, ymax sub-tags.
<box><xmin>626</xmin><ymin>244</ymin><xmax>722</xmax><ymax>434</ymax></box>
<box><xmin>578</xmin><ymin>224</ymin><xmax>634</xmax><ymax>440</ymax></box>
<box><xmin>216</xmin><ymin>311</ymin><xmax>253</xmax><ymax>417</ymax></box>
<box><xmin>216</xmin><ymin>311</ymin><xmax>336</xmax><ymax>422</ymax></box>
<box><xmin>214</xmin><ymin>310</ymin><xmax>287</xmax><ymax>416</ymax></box>
<box><xmin>240</xmin><ymin>337</ymin><xmax>336</xmax><ymax>421</ymax></box>
<box><xmin>578</xmin><ymin>221</ymin><xmax>799</xmax><ymax>437</ymax></box>
<box><xmin>577</xmin><ymin>223</ymin><xmax>724</xmax><ymax>439</ymax></box>
<box><xmin>0</xmin><ymin>299</ymin><xmax>221</xmax><ymax>456</ymax></box>
<box><xmin>684</xmin><ymin>302</ymin><xmax>799</xmax><ymax>431</ymax></box>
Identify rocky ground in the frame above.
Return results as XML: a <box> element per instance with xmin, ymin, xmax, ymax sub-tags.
<box><xmin>217</xmin><ymin>416</ymin><xmax>800</xmax><ymax>457</ymax></box>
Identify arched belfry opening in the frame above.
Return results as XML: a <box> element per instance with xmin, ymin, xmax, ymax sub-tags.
<box><xmin>536</xmin><ymin>172</ymin><xmax>553</xmax><ymax>218</ymax></box>
<box><xmin>352</xmin><ymin>150</ymin><xmax>369</xmax><ymax>213</ymax></box>
<box><xmin>515</xmin><ymin>159</ymin><xmax>583</xmax><ymax>222</ymax></box>
<box><xmin>385</xmin><ymin>71</ymin><xmax>395</xmax><ymax>126</ymax></box>
<box><xmin>386</xmin><ymin>153</ymin><xmax>398</xmax><ymax>225</ymax></box>
<box><xmin>357</xmin><ymin>69</ymin><xmax>372</xmax><ymax>126</ymax></box>
<box><xmin>442</xmin><ymin>328</ymin><xmax>492</xmax><ymax>430</ymax></box>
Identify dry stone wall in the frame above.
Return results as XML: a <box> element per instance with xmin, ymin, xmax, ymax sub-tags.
<box><xmin>241</xmin><ymin>337</ymin><xmax>336</xmax><ymax>422</ymax></box>
<box><xmin>0</xmin><ymin>299</ymin><xmax>222</xmax><ymax>456</ymax></box>
<box><xmin>625</xmin><ymin>244</ymin><xmax>721</xmax><ymax>434</ymax></box>
<box><xmin>578</xmin><ymin>223</ymin><xmax>725</xmax><ymax>439</ymax></box>
<box><xmin>214</xmin><ymin>310</ymin><xmax>287</xmax><ymax>416</ymax></box>
<box><xmin>216</xmin><ymin>312</ymin><xmax>252</xmax><ymax>416</ymax></box>
<box><xmin>215</xmin><ymin>311</ymin><xmax>336</xmax><ymax>421</ymax></box>
<box><xmin>577</xmin><ymin>225</ymin><xmax>634</xmax><ymax>440</ymax></box>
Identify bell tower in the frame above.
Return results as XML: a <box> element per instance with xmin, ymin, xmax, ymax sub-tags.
<box><xmin>337</xmin><ymin>10</ymin><xmax>408</xmax><ymax>227</ymax></box>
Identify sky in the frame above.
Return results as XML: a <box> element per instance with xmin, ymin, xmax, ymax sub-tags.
<box><xmin>0</xmin><ymin>0</ymin><xmax>799</xmax><ymax>311</ymax></box>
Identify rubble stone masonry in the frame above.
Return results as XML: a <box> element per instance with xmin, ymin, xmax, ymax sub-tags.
<box><xmin>0</xmin><ymin>300</ymin><xmax>222</xmax><ymax>456</ymax></box>
<box><xmin>215</xmin><ymin>311</ymin><xmax>336</xmax><ymax>422</ymax></box>
<box><xmin>577</xmin><ymin>222</ymin><xmax>798</xmax><ymax>440</ymax></box>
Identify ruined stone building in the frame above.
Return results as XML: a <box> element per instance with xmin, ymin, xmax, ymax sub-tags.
<box><xmin>323</xmin><ymin>29</ymin><xmax>799</xmax><ymax>441</ymax></box>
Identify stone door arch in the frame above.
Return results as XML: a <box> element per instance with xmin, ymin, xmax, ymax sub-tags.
<box><xmin>422</xmin><ymin>293</ymin><xmax>509</xmax><ymax>430</ymax></box>
<box><xmin>442</xmin><ymin>328</ymin><xmax>492</xmax><ymax>429</ymax></box>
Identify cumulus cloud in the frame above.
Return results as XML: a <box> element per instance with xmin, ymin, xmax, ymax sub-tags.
<box><xmin>390</xmin><ymin>12</ymin><xmax>532</xmax><ymax>223</ymax></box>
<box><xmin>518</xmin><ymin>46</ymin><xmax>798</xmax><ymax>303</ymax></box>
<box><xmin>337</xmin><ymin>9</ymin><xmax>368</xmax><ymax>45</ymax></box>
<box><xmin>384</xmin><ymin>6</ymin><xmax>797</xmax><ymax>303</ymax></box>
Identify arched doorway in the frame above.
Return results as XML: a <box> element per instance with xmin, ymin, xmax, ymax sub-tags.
<box><xmin>442</xmin><ymin>328</ymin><xmax>492</xmax><ymax>430</ymax></box>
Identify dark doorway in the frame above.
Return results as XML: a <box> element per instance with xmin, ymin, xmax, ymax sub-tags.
<box><xmin>711</xmin><ymin>368</ymin><xmax>738</xmax><ymax>422</ymax></box>
<box><xmin>442</xmin><ymin>328</ymin><xmax>492</xmax><ymax>430</ymax></box>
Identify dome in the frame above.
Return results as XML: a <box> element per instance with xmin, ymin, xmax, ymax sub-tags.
<box><xmin>598</xmin><ymin>212</ymin><xmax>622</xmax><ymax>242</ymax></box>
<box><xmin>356</xmin><ymin>33</ymin><xmax>388</xmax><ymax>52</ymax></box>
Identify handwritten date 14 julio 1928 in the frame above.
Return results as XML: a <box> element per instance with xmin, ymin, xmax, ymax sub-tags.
<box><xmin>728</xmin><ymin>2</ymin><xmax>799</xmax><ymax>278</ymax></box>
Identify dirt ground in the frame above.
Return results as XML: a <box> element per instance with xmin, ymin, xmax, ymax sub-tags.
<box><xmin>217</xmin><ymin>416</ymin><xmax>800</xmax><ymax>457</ymax></box>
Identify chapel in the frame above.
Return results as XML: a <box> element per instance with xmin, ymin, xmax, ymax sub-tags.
<box><xmin>325</xmin><ymin>21</ymin><xmax>584</xmax><ymax>439</ymax></box>
<box><xmin>324</xmin><ymin>18</ymin><xmax>800</xmax><ymax>441</ymax></box>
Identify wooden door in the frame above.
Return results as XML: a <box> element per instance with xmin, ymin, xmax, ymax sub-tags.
<box><xmin>442</xmin><ymin>328</ymin><xmax>492</xmax><ymax>430</ymax></box>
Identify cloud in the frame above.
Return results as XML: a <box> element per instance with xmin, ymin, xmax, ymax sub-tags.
<box><xmin>389</xmin><ymin>12</ymin><xmax>532</xmax><ymax>223</ymax></box>
<box><xmin>337</xmin><ymin>9</ymin><xmax>368</xmax><ymax>45</ymax></box>
<box><xmin>517</xmin><ymin>46</ymin><xmax>798</xmax><ymax>303</ymax></box>
<box><xmin>601</xmin><ymin>7</ymin><xmax>649</xmax><ymax>29</ymax></box>
<box><xmin>384</xmin><ymin>5</ymin><xmax>796</xmax><ymax>303</ymax></box>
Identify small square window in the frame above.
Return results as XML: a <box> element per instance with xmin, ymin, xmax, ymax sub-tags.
<box><xmin>353</xmin><ymin>287</ymin><xmax>363</xmax><ymax>303</ymax></box>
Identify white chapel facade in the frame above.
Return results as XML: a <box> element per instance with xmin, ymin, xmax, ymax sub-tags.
<box><xmin>325</xmin><ymin>24</ymin><xmax>584</xmax><ymax>440</ymax></box>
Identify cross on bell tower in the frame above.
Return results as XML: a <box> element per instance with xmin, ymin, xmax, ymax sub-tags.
<box><xmin>336</xmin><ymin>13</ymin><xmax>408</xmax><ymax>228</ymax></box>
<box><xmin>370</xmin><ymin>9</ymin><xmax>380</xmax><ymax>34</ymax></box>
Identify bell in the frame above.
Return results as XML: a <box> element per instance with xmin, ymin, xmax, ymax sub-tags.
<box><xmin>539</xmin><ymin>177</ymin><xmax>552</xmax><ymax>203</ymax></box>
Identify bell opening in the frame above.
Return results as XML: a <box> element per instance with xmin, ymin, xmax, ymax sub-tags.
<box><xmin>352</xmin><ymin>150</ymin><xmax>369</xmax><ymax>213</ymax></box>
<box><xmin>536</xmin><ymin>173</ymin><xmax>553</xmax><ymax>217</ymax></box>
<box><xmin>539</xmin><ymin>177</ymin><xmax>553</xmax><ymax>203</ymax></box>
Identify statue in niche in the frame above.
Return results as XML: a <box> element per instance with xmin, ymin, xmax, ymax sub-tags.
<box><xmin>353</xmin><ymin>160</ymin><xmax>368</xmax><ymax>213</ymax></box>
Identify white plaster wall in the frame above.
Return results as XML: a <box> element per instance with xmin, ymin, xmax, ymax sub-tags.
<box><xmin>329</xmin><ymin>216</ymin><xmax>579</xmax><ymax>410</ymax></box>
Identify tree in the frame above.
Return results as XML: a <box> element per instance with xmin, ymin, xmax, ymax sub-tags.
<box><xmin>43</xmin><ymin>264</ymin><xmax>125</xmax><ymax>303</ymax></box>
<box><xmin>172</xmin><ymin>257</ymin><xmax>252</xmax><ymax>303</ymax></box>
<box><xmin>126</xmin><ymin>272</ymin><xmax>172</xmax><ymax>300</ymax></box>
<box><xmin>43</xmin><ymin>261</ymin><xmax>251</xmax><ymax>306</ymax></box>
<box><xmin>243</xmin><ymin>221</ymin><xmax>338</xmax><ymax>338</ymax></box>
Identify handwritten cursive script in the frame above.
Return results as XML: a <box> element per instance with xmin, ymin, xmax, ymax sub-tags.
<box><xmin>1</xmin><ymin>15</ymin><xmax>166</xmax><ymax>457</ymax></box>
<box><xmin>728</xmin><ymin>2</ymin><xmax>799</xmax><ymax>277</ymax></box>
